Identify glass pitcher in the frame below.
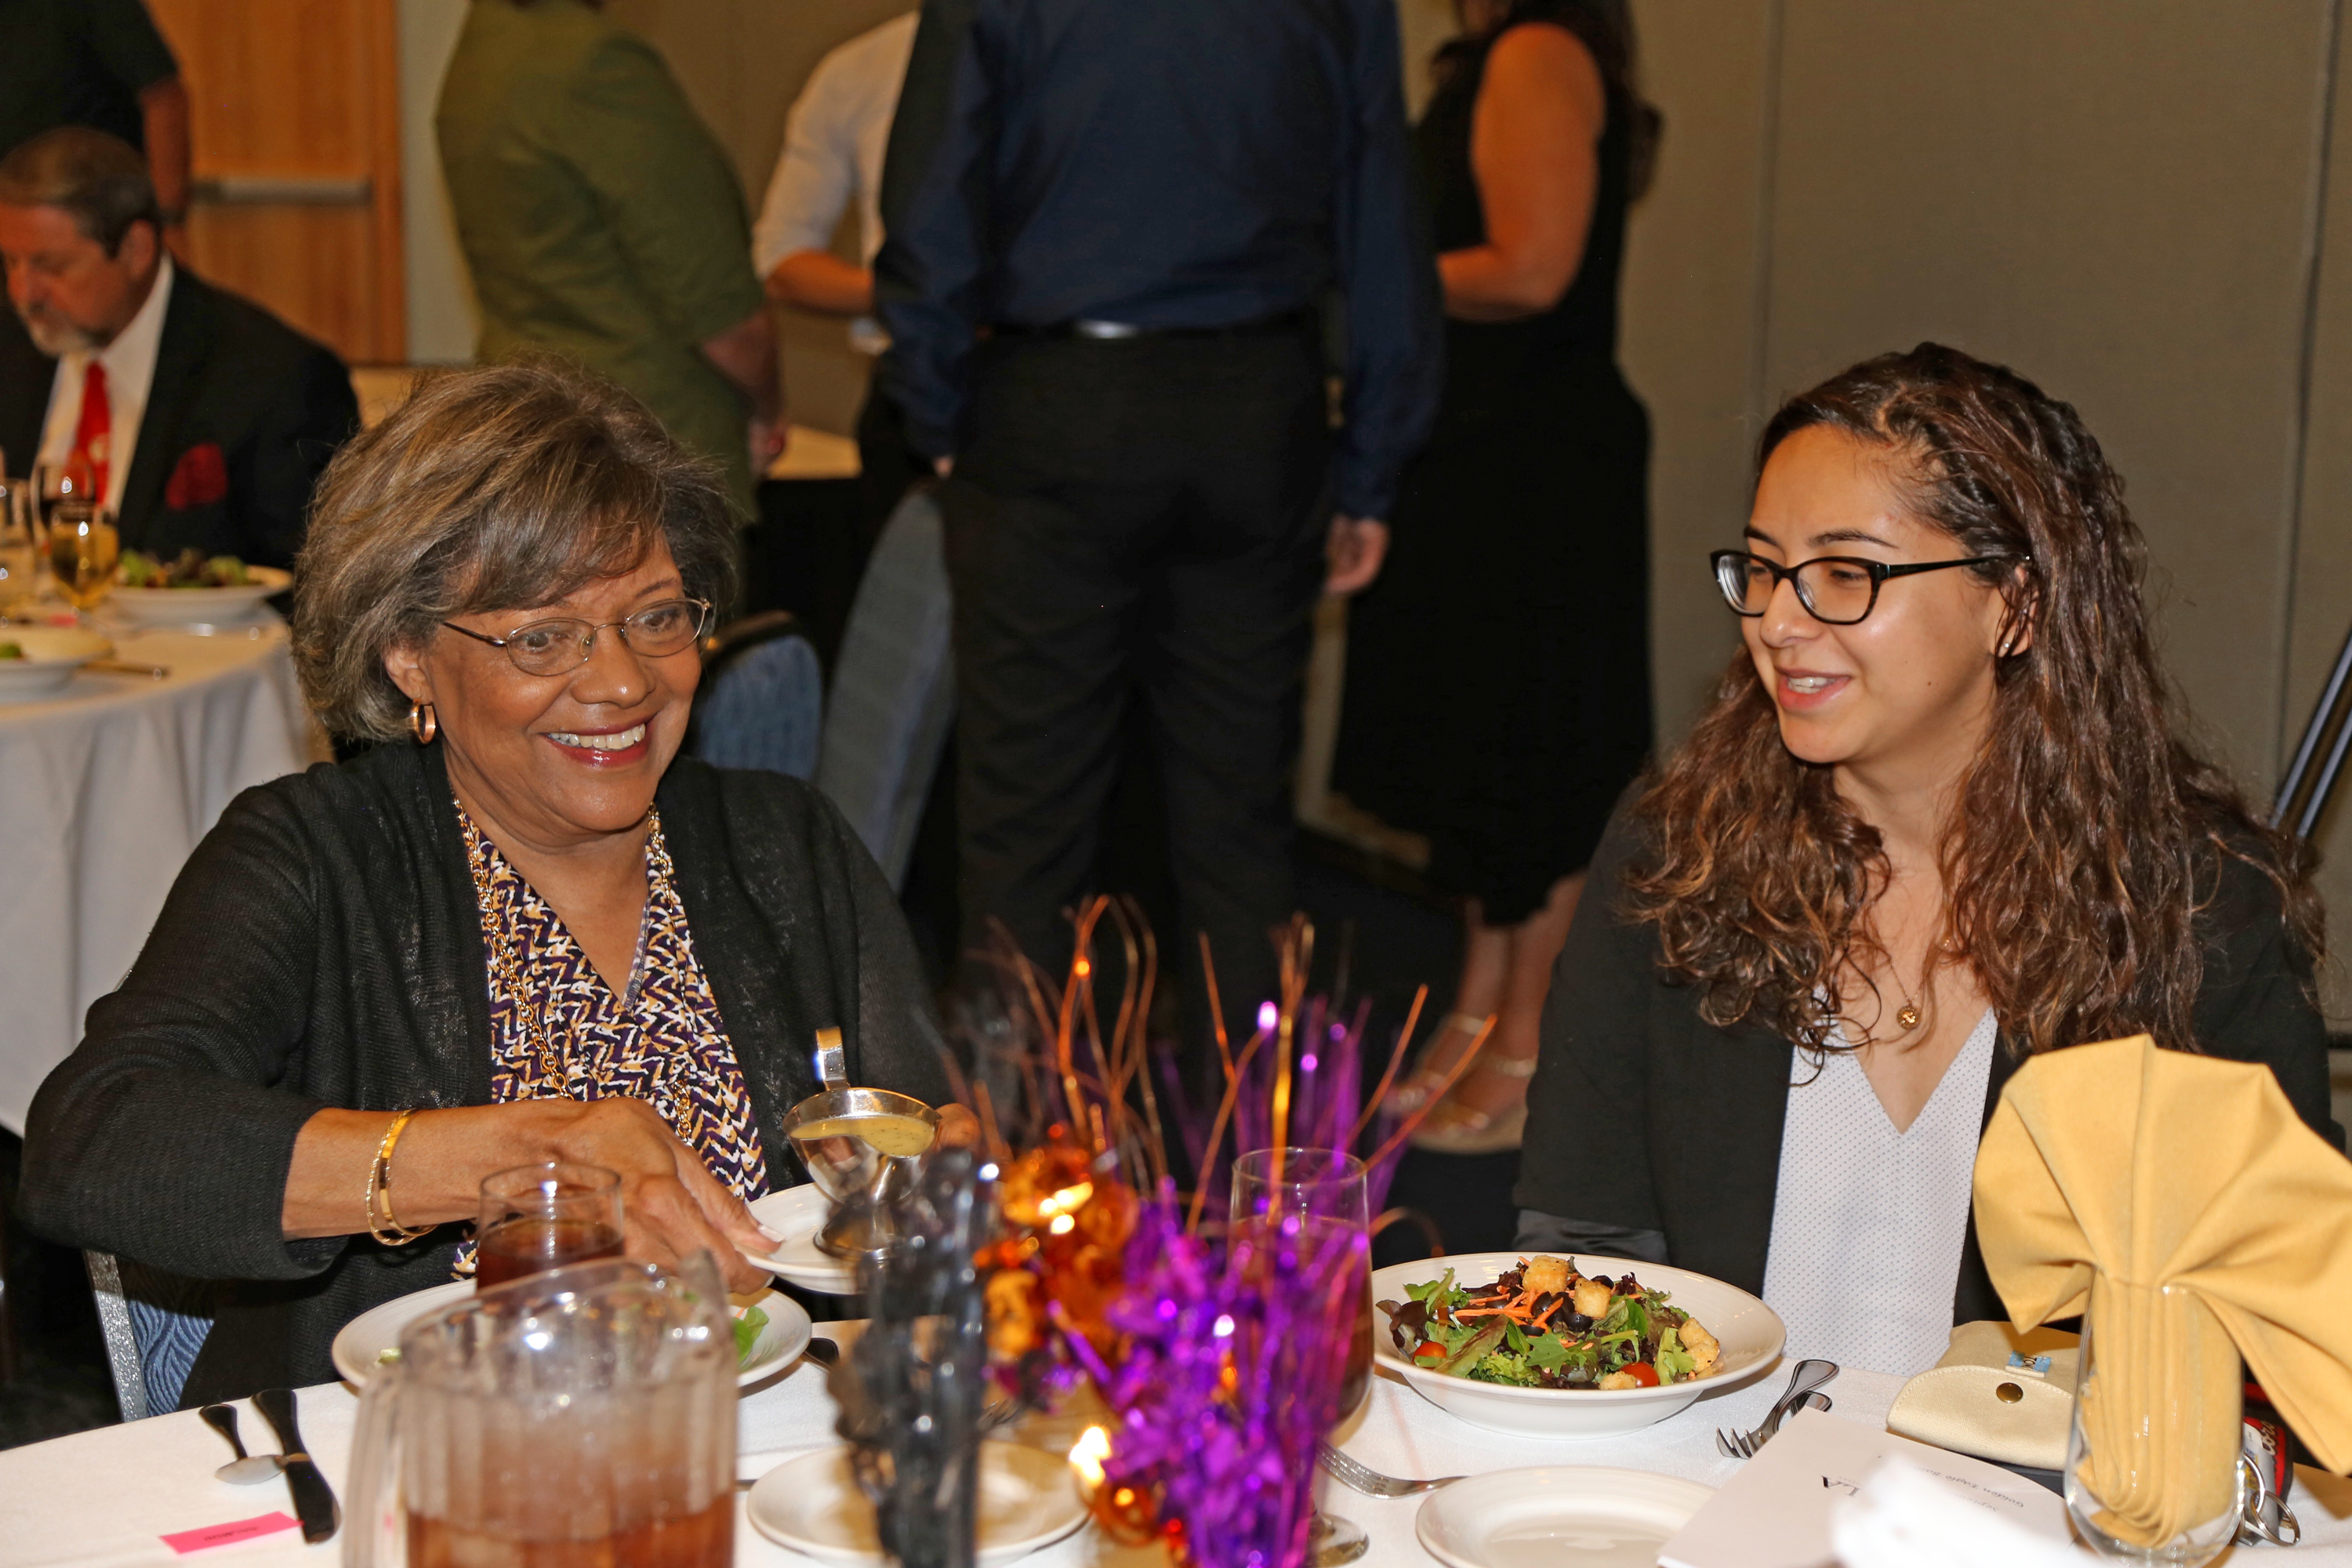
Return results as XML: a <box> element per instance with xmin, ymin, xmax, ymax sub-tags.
<box><xmin>345</xmin><ymin>1254</ymin><xmax>737</xmax><ymax>1568</ymax></box>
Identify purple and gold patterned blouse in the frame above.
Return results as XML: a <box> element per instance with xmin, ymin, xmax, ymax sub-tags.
<box><xmin>459</xmin><ymin>804</ymin><xmax>771</xmax><ymax>1200</ymax></box>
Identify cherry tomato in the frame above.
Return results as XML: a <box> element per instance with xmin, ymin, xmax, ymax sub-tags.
<box><xmin>1623</xmin><ymin>1361</ymin><xmax>1661</xmax><ymax>1387</ymax></box>
<box><xmin>1413</xmin><ymin>1341</ymin><xmax>1448</xmax><ymax>1367</ymax></box>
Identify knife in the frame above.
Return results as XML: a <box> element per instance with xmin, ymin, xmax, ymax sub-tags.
<box><xmin>252</xmin><ymin>1387</ymin><xmax>340</xmax><ymax>1543</ymax></box>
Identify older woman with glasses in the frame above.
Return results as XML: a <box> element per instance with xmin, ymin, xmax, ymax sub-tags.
<box><xmin>1513</xmin><ymin>343</ymin><xmax>2338</xmax><ymax>1378</ymax></box>
<box><xmin>22</xmin><ymin>361</ymin><xmax>964</xmax><ymax>1406</ymax></box>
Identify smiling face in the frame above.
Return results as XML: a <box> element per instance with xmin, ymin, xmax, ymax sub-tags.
<box><xmin>383</xmin><ymin>541</ymin><xmax>701</xmax><ymax>855</ymax></box>
<box><xmin>1741</xmin><ymin>426</ymin><xmax>2020</xmax><ymax>807</ymax></box>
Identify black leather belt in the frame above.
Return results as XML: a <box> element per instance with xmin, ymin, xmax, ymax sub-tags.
<box><xmin>990</xmin><ymin>307</ymin><xmax>1314</xmax><ymax>342</ymax></box>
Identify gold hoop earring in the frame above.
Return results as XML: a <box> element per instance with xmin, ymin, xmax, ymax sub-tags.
<box><xmin>408</xmin><ymin>702</ymin><xmax>437</xmax><ymax>745</ymax></box>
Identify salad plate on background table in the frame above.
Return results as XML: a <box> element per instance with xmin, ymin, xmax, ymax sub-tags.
<box><xmin>331</xmin><ymin>1279</ymin><xmax>811</xmax><ymax>1389</ymax></box>
<box><xmin>744</xmin><ymin>1182</ymin><xmax>861</xmax><ymax>1294</ymax></box>
<box><xmin>746</xmin><ymin>1444</ymin><xmax>1087</xmax><ymax>1567</ymax></box>
<box><xmin>111</xmin><ymin>563</ymin><xmax>289</xmax><ymax>626</ymax></box>
<box><xmin>1372</xmin><ymin>1252</ymin><xmax>1784</xmax><ymax>1439</ymax></box>
<box><xmin>0</xmin><ymin>626</ymin><xmax>111</xmax><ymax>701</ymax></box>
<box><xmin>1416</xmin><ymin>1466</ymin><xmax>1716</xmax><ymax>1568</ymax></box>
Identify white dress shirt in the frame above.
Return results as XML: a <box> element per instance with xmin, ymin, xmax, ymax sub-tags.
<box><xmin>752</xmin><ymin>13</ymin><xmax>916</xmax><ymax>354</ymax></box>
<box><xmin>1760</xmin><ymin>1007</ymin><xmax>1998</xmax><ymax>1376</ymax></box>
<box><xmin>38</xmin><ymin>255</ymin><xmax>176</xmax><ymax>517</ymax></box>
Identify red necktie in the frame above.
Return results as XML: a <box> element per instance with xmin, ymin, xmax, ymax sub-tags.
<box><xmin>71</xmin><ymin>361</ymin><xmax>112</xmax><ymax>506</ymax></box>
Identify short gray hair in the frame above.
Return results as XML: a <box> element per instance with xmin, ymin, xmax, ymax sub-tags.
<box><xmin>293</xmin><ymin>360</ymin><xmax>741</xmax><ymax>742</ymax></box>
<box><xmin>0</xmin><ymin>128</ymin><xmax>162</xmax><ymax>254</ymax></box>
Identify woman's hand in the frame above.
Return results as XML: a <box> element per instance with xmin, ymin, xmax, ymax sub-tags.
<box><xmin>546</xmin><ymin>1098</ymin><xmax>779</xmax><ymax>1294</ymax></box>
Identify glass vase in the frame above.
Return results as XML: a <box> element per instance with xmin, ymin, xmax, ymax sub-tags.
<box><xmin>2064</xmin><ymin>1280</ymin><xmax>2245</xmax><ymax>1566</ymax></box>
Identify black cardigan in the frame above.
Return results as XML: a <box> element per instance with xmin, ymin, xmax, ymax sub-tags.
<box><xmin>1514</xmin><ymin>811</ymin><xmax>2339</xmax><ymax>1327</ymax></box>
<box><xmin>20</xmin><ymin>742</ymin><xmax>952</xmax><ymax>1405</ymax></box>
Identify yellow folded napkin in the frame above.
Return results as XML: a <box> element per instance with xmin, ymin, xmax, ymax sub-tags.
<box><xmin>1973</xmin><ymin>1034</ymin><xmax>2352</xmax><ymax>1545</ymax></box>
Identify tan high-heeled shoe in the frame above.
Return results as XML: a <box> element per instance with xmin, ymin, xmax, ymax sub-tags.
<box><xmin>1407</xmin><ymin>1053</ymin><xmax>1537</xmax><ymax>1156</ymax></box>
<box><xmin>1381</xmin><ymin>1011</ymin><xmax>1490</xmax><ymax>1118</ymax></box>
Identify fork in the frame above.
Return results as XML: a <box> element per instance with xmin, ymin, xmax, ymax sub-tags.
<box><xmin>1715</xmin><ymin>1358</ymin><xmax>1839</xmax><ymax>1459</ymax></box>
<box><xmin>1316</xmin><ymin>1442</ymin><xmax>1463</xmax><ymax>1497</ymax></box>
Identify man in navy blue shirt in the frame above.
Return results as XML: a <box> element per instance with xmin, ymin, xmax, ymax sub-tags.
<box><xmin>877</xmin><ymin>0</ymin><xmax>1440</xmax><ymax>1056</ymax></box>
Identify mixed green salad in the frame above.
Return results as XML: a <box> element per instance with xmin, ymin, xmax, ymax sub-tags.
<box><xmin>118</xmin><ymin>549</ymin><xmax>254</xmax><ymax>589</ymax></box>
<box><xmin>732</xmin><ymin>1303</ymin><xmax>769</xmax><ymax>1364</ymax></box>
<box><xmin>1380</xmin><ymin>1254</ymin><xmax>1721</xmax><ymax>1391</ymax></box>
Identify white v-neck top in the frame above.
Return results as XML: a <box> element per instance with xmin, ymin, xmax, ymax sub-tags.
<box><xmin>1760</xmin><ymin>1007</ymin><xmax>1997</xmax><ymax>1376</ymax></box>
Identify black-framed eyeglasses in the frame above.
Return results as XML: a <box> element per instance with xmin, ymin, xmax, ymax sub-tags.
<box><xmin>441</xmin><ymin>597</ymin><xmax>714</xmax><ymax>677</ymax></box>
<box><xmin>1710</xmin><ymin>550</ymin><xmax>2016</xmax><ymax>626</ymax></box>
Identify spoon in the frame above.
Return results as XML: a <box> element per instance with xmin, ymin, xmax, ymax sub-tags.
<box><xmin>200</xmin><ymin>1403</ymin><xmax>284</xmax><ymax>1484</ymax></box>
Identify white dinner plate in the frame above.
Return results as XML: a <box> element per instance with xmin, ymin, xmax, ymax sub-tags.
<box><xmin>0</xmin><ymin>626</ymin><xmax>110</xmax><ymax>701</ymax></box>
<box><xmin>744</xmin><ymin>1183</ymin><xmax>861</xmax><ymax>1295</ymax></box>
<box><xmin>330</xmin><ymin>1279</ymin><xmax>811</xmax><ymax>1389</ymax></box>
<box><xmin>1415</xmin><ymin>1466</ymin><xmax>1715</xmax><ymax>1568</ymax></box>
<box><xmin>1372</xmin><ymin>1252</ymin><xmax>1783</xmax><ymax>1439</ymax></box>
<box><xmin>746</xmin><ymin>1443</ymin><xmax>1087</xmax><ymax>1568</ymax></box>
<box><xmin>109</xmin><ymin>564</ymin><xmax>290</xmax><ymax>625</ymax></box>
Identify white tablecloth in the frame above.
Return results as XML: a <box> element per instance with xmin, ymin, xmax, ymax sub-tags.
<box><xmin>0</xmin><ymin>619</ymin><xmax>319</xmax><ymax>1134</ymax></box>
<box><xmin>2</xmin><ymin>1345</ymin><xmax>2347</xmax><ymax>1568</ymax></box>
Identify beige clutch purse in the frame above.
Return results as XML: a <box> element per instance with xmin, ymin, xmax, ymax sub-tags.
<box><xmin>1885</xmin><ymin>1321</ymin><xmax>2081</xmax><ymax>1471</ymax></box>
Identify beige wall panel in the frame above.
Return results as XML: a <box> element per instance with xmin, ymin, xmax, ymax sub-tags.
<box><xmin>609</xmin><ymin>0</ymin><xmax>914</xmax><ymax>435</ymax></box>
<box><xmin>1618</xmin><ymin>0</ymin><xmax>1779</xmax><ymax>741</ymax></box>
<box><xmin>1762</xmin><ymin>1</ymin><xmax>2333</xmax><ymax>786</ymax></box>
<box><xmin>2286</xmin><ymin>9</ymin><xmax>2352</xmax><ymax>1020</ymax></box>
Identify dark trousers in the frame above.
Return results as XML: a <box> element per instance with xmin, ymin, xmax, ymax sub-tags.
<box><xmin>940</xmin><ymin>325</ymin><xmax>1330</xmax><ymax>1078</ymax></box>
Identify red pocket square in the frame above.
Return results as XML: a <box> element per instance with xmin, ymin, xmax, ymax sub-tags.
<box><xmin>164</xmin><ymin>442</ymin><xmax>228</xmax><ymax>510</ymax></box>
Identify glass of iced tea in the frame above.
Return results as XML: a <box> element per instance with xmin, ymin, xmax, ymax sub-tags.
<box><xmin>474</xmin><ymin>1162</ymin><xmax>624</xmax><ymax>1288</ymax></box>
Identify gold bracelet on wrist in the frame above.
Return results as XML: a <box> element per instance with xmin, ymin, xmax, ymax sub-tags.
<box><xmin>364</xmin><ymin>1108</ymin><xmax>435</xmax><ymax>1246</ymax></box>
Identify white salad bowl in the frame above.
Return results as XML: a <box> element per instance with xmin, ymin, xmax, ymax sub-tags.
<box><xmin>1370</xmin><ymin>1250</ymin><xmax>1784</xmax><ymax>1439</ymax></box>
<box><xmin>0</xmin><ymin>626</ymin><xmax>111</xmax><ymax>702</ymax></box>
<box><xmin>111</xmin><ymin>564</ymin><xmax>290</xmax><ymax>625</ymax></box>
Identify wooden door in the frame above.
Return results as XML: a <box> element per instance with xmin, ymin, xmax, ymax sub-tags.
<box><xmin>144</xmin><ymin>0</ymin><xmax>405</xmax><ymax>365</ymax></box>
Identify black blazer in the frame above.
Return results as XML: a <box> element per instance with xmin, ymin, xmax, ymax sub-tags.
<box><xmin>1515</xmin><ymin>811</ymin><xmax>2339</xmax><ymax>1327</ymax></box>
<box><xmin>0</xmin><ymin>266</ymin><xmax>358</xmax><ymax>568</ymax></box>
<box><xmin>20</xmin><ymin>741</ymin><xmax>953</xmax><ymax>1406</ymax></box>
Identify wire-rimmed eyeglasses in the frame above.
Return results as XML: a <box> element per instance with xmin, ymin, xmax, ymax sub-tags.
<box><xmin>440</xmin><ymin>597</ymin><xmax>714</xmax><ymax>677</ymax></box>
<box><xmin>1710</xmin><ymin>550</ymin><xmax>2016</xmax><ymax>626</ymax></box>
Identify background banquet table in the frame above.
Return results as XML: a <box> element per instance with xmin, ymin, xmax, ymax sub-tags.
<box><xmin>0</xmin><ymin>619</ymin><xmax>321</xmax><ymax>1135</ymax></box>
<box><xmin>2</xmin><ymin>1335</ymin><xmax>2346</xmax><ymax>1568</ymax></box>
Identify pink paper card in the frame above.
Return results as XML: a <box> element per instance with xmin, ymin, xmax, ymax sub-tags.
<box><xmin>160</xmin><ymin>1512</ymin><xmax>301</xmax><ymax>1554</ymax></box>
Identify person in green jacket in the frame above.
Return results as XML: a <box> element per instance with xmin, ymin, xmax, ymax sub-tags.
<box><xmin>437</xmin><ymin>0</ymin><xmax>780</xmax><ymax>515</ymax></box>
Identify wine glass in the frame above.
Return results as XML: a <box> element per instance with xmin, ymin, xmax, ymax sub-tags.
<box><xmin>45</xmin><ymin>508</ymin><xmax>118</xmax><ymax>615</ymax></box>
<box><xmin>1232</xmin><ymin>1148</ymin><xmax>1372</xmax><ymax>1568</ymax></box>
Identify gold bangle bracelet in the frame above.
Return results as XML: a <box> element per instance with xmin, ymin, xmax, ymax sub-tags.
<box><xmin>365</xmin><ymin>1108</ymin><xmax>435</xmax><ymax>1247</ymax></box>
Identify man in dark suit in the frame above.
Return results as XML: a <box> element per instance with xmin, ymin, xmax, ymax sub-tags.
<box><xmin>0</xmin><ymin>128</ymin><xmax>354</xmax><ymax>569</ymax></box>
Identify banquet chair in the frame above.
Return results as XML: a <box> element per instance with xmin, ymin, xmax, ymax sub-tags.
<box><xmin>815</xmin><ymin>489</ymin><xmax>956</xmax><ymax>891</ymax></box>
<box><xmin>690</xmin><ymin>610</ymin><xmax>823</xmax><ymax>779</ymax></box>
<box><xmin>83</xmin><ymin>1250</ymin><xmax>215</xmax><ymax>1420</ymax></box>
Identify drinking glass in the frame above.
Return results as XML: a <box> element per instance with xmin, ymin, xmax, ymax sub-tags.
<box><xmin>474</xmin><ymin>1161</ymin><xmax>625</xmax><ymax>1288</ymax></box>
<box><xmin>0</xmin><ymin>481</ymin><xmax>34</xmax><ymax>615</ymax></box>
<box><xmin>45</xmin><ymin>509</ymin><xmax>118</xmax><ymax>614</ymax></box>
<box><xmin>2064</xmin><ymin>1281</ymin><xmax>2245</xmax><ymax>1566</ymax></box>
<box><xmin>1232</xmin><ymin>1148</ymin><xmax>1371</xmax><ymax>1568</ymax></box>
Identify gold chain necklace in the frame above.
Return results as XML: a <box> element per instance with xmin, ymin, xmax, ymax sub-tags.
<box><xmin>1892</xmin><ymin>937</ymin><xmax>1957</xmax><ymax>1032</ymax></box>
<box><xmin>463</xmin><ymin>805</ymin><xmax>660</xmax><ymax>1084</ymax></box>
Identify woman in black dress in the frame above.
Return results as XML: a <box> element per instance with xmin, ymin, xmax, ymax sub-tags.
<box><xmin>1336</xmin><ymin>0</ymin><xmax>1656</xmax><ymax>1152</ymax></box>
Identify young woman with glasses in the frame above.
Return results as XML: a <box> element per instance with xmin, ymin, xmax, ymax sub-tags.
<box><xmin>21</xmin><ymin>362</ymin><xmax>971</xmax><ymax>1406</ymax></box>
<box><xmin>1512</xmin><ymin>343</ymin><xmax>2337</xmax><ymax>1375</ymax></box>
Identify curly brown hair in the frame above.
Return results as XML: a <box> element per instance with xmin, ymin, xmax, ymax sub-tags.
<box><xmin>1624</xmin><ymin>343</ymin><xmax>2321</xmax><ymax>1057</ymax></box>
